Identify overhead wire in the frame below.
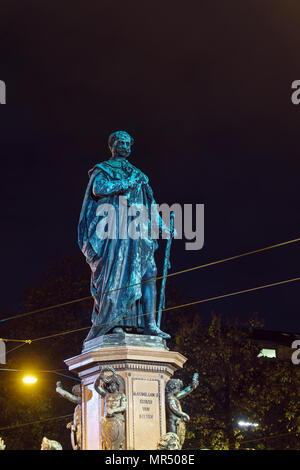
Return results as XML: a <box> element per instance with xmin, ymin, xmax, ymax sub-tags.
<box><xmin>14</xmin><ymin>274</ymin><xmax>300</xmax><ymax>343</ymax></box>
<box><xmin>238</xmin><ymin>429</ymin><xmax>299</xmax><ymax>448</ymax></box>
<box><xmin>5</xmin><ymin>343</ymin><xmax>28</xmax><ymax>355</ymax></box>
<box><xmin>0</xmin><ymin>236</ymin><xmax>299</xmax><ymax>324</ymax></box>
<box><xmin>1</xmin><ymin>238</ymin><xmax>299</xmax><ymax>443</ymax></box>
<box><xmin>0</xmin><ymin>368</ymin><xmax>80</xmax><ymax>381</ymax></box>
<box><xmin>0</xmin><ymin>414</ymin><xmax>73</xmax><ymax>432</ymax></box>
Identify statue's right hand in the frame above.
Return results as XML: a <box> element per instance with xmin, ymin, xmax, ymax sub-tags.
<box><xmin>56</xmin><ymin>381</ymin><xmax>62</xmax><ymax>389</ymax></box>
<box><xmin>130</xmin><ymin>171</ymin><xmax>148</xmax><ymax>186</ymax></box>
<box><xmin>182</xmin><ymin>413</ymin><xmax>190</xmax><ymax>422</ymax></box>
<box><xmin>124</xmin><ymin>178</ymin><xmax>136</xmax><ymax>191</ymax></box>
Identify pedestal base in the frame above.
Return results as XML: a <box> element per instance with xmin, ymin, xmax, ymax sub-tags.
<box><xmin>65</xmin><ymin>334</ymin><xmax>187</xmax><ymax>450</ymax></box>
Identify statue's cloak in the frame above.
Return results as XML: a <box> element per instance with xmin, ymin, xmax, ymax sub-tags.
<box><xmin>78</xmin><ymin>157</ymin><xmax>159</xmax><ymax>336</ymax></box>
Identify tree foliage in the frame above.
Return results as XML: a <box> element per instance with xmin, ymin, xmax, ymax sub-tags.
<box><xmin>172</xmin><ymin>313</ymin><xmax>300</xmax><ymax>450</ymax></box>
<box><xmin>0</xmin><ymin>256</ymin><xmax>91</xmax><ymax>449</ymax></box>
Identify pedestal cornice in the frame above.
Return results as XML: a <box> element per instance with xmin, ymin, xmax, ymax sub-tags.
<box><xmin>65</xmin><ymin>345</ymin><xmax>187</xmax><ymax>374</ymax></box>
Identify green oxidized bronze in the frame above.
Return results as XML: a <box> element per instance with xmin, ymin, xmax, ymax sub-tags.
<box><xmin>56</xmin><ymin>381</ymin><xmax>82</xmax><ymax>450</ymax></box>
<box><xmin>78</xmin><ymin>131</ymin><xmax>171</xmax><ymax>343</ymax></box>
<box><xmin>41</xmin><ymin>437</ymin><xmax>63</xmax><ymax>450</ymax></box>
<box><xmin>165</xmin><ymin>373</ymin><xmax>199</xmax><ymax>448</ymax></box>
<box><xmin>94</xmin><ymin>366</ymin><xmax>127</xmax><ymax>450</ymax></box>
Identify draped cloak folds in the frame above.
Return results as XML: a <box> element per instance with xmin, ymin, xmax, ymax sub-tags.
<box><xmin>78</xmin><ymin>157</ymin><xmax>161</xmax><ymax>337</ymax></box>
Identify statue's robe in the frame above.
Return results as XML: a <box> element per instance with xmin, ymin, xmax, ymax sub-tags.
<box><xmin>78</xmin><ymin>157</ymin><xmax>160</xmax><ymax>338</ymax></box>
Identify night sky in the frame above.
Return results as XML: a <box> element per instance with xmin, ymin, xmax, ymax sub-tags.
<box><xmin>0</xmin><ymin>1</ymin><xmax>299</xmax><ymax>333</ymax></box>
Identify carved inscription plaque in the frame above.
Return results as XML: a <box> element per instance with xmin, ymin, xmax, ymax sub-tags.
<box><xmin>132</xmin><ymin>378</ymin><xmax>162</xmax><ymax>449</ymax></box>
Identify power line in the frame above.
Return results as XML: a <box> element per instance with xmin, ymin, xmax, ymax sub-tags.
<box><xmin>0</xmin><ymin>338</ymin><xmax>32</xmax><ymax>343</ymax></box>
<box><xmin>0</xmin><ymin>236</ymin><xmax>299</xmax><ymax>325</ymax></box>
<box><xmin>5</xmin><ymin>343</ymin><xmax>28</xmax><ymax>355</ymax></box>
<box><xmin>198</xmin><ymin>430</ymin><xmax>300</xmax><ymax>450</ymax></box>
<box><xmin>0</xmin><ymin>368</ymin><xmax>80</xmax><ymax>382</ymax></box>
<box><xmin>20</xmin><ymin>275</ymin><xmax>300</xmax><ymax>343</ymax></box>
<box><xmin>0</xmin><ymin>414</ymin><xmax>73</xmax><ymax>432</ymax></box>
<box><xmin>238</xmin><ymin>429</ymin><xmax>299</xmax><ymax>448</ymax></box>
<box><xmin>0</xmin><ymin>296</ymin><xmax>93</xmax><ymax>324</ymax></box>
<box><xmin>163</xmin><ymin>237</ymin><xmax>300</xmax><ymax>280</ymax></box>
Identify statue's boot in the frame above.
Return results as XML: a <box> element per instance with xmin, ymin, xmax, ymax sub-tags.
<box><xmin>112</xmin><ymin>327</ymin><xmax>124</xmax><ymax>333</ymax></box>
<box><xmin>144</xmin><ymin>313</ymin><xmax>171</xmax><ymax>340</ymax></box>
<box><xmin>141</xmin><ymin>269</ymin><xmax>170</xmax><ymax>339</ymax></box>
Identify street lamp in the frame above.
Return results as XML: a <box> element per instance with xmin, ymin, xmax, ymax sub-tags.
<box><xmin>0</xmin><ymin>368</ymin><xmax>80</xmax><ymax>383</ymax></box>
<box><xmin>238</xmin><ymin>420</ymin><xmax>259</xmax><ymax>428</ymax></box>
<box><xmin>22</xmin><ymin>376</ymin><xmax>38</xmax><ymax>384</ymax></box>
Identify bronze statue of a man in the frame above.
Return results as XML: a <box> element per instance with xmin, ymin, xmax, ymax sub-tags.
<box><xmin>78</xmin><ymin>130</ymin><xmax>170</xmax><ymax>342</ymax></box>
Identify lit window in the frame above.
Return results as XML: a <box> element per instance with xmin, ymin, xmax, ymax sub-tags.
<box><xmin>257</xmin><ymin>348</ymin><xmax>276</xmax><ymax>358</ymax></box>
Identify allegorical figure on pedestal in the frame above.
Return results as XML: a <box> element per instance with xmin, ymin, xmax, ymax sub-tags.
<box><xmin>41</xmin><ymin>437</ymin><xmax>62</xmax><ymax>450</ymax></box>
<box><xmin>157</xmin><ymin>432</ymin><xmax>180</xmax><ymax>450</ymax></box>
<box><xmin>165</xmin><ymin>373</ymin><xmax>199</xmax><ymax>448</ymax></box>
<box><xmin>56</xmin><ymin>381</ymin><xmax>82</xmax><ymax>450</ymax></box>
<box><xmin>94</xmin><ymin>366</ymin><xmax>127</xmax><ymax>450</ymax></box>
<box><xmin>78</xmin><ymin>130</ymin><xmax>172</xmax><ymax>343</ymax></box>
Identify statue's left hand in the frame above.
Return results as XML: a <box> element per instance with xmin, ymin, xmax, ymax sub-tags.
<box><xmin>182</xmin><ymin>413</ymin><xmax>190</xmax><ymax>422</ymax></box>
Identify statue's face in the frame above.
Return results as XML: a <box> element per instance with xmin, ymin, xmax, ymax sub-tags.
<box><xmin>41</xmin><ymin>438</ymin><xmax>49</xmax><ymax>450</ymax></box>
<box><xmin>113</xmin><ymin>134</ymin><xmax>132</xmax><ymax>158</ymax></box>
<box><xmin>167</xmin><ymin>438</ymin><xmax>180</xmax><ymax>450</ymax></box>
<box><xmin>167</xmin><ymin>379</ymin><xmax>182</xmax><ymax>394</ymax></box>
<box><xmin>158</xmin><ymin>433</ymin><xmax>180</xmax><ymax>450</ymax></box>
<box><xmin>106</xmin><ymin>380</ymin><xmax>119</xmax><ymax>393</ymax></box>
<box><xmin>72</xmin><ymin>385</ymin><xmax>81</xmax><ymax>397</ymax></box>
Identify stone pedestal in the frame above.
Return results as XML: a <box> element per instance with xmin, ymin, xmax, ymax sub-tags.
<box><xmin>65</xmin><ymin>333</ymin><xmax>187</xmax><ymax>450</ymax></box>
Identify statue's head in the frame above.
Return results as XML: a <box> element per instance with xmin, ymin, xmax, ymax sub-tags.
<box><xmin>165</xmin><ymin>378</ymin><xmax>183</xmax><ymax>394</ymax></box>
<box><xmin>99</xmin><ymin>366</ymin><xmax>121</xmax><ymax>393</ymax></box>
<box><xmin>108</xmin><ymin>130</ymin><xmax>134</xmax><ymax>159</ymax></box>
<box><xmin>41</xmin><ymin>437</ymin><xmax>62</xmax><ymax>451</ymax></box>
<box><xmin>104</xmin><ymin>375</ymin><xmax>121</xmax><ymax>393</ymax></box>
<box><xmin>41</xmin><ymin>437</ymin><xmax>50</xmax><ymax>450</ymax></box>
<box><xmin>72</xmin><ymin>384</ymin><xmax>81</xmax><ymax>397</ymax></box>
<box><xmin>157</xmin><ymin>432</ymin><xmax>180</xmax><ymax>450</ymax></box>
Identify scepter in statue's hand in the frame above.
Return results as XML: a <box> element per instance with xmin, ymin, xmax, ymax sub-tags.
<box><xmin>157</xmin><ymin>211</ymin><xmax>175</xmax><ymax>329</ymax></box>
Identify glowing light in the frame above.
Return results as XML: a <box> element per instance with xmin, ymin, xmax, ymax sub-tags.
<box><xmin>257</xmin><ymin>348</ymin><xmax>276</xmax><ymax>358</ymax></box>
<box><xmin>238</xmin><ymin>420</ymin><xmax>259</xmax><ymax>428</ymax></box>
<box><xmin>22</xmin><ymin>376</ymin><xmax>38</xmax><ymax>384</ymax></box>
